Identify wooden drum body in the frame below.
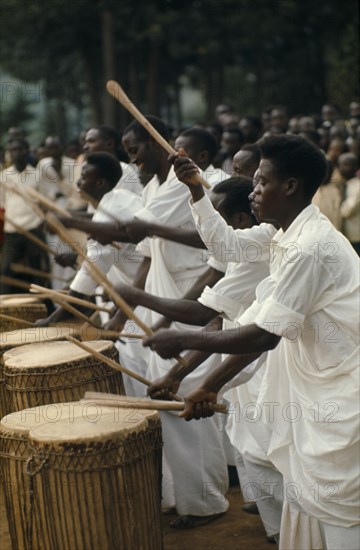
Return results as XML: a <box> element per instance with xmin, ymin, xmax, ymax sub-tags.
<box><xmin>0</xmin><ymin>326</ymin><xmax>81</xmax><ymax>418</ymax></box>
<box><xmin>0</xmin><ymin>402</ymin><xmax>114</xmax><ymax>550</ymax></box>
<box><xmin>27</xmin><ymin>409</ymin><xmax>163</xmax><ymax>550</ymax></box>
<box><xmin>2</xmin><ymin>340</ymin><xmax>125</xmax><ymax>414</ymax></box>
<box><xmin>0</xmin><ymin>296</ymin><xmax>47</xmax><ymax>332</ymax></box>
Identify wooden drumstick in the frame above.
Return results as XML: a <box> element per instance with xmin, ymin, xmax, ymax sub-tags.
<box><xmin>53</xmin><ymin>298</ymin><xmax>100</xmax><ymax>328</ymax></box>
<box><xmin>11</xmin><ymin>264</ymin><xmax>71</xmax><ymax>284</ymax></box>
<box><xmin>0</xmin><ymin>313</ymin><xmax>35</xmax><ymax>327</ymax></box>
<box><xmin>26</xmin><ymin>186</ymin><xmax>70</xmax><ymax>217</ymax></box>
<box><xmin>67</xmin><ymin>336</ymin><xmax>183</xmax><ymax>403</ymax></box>
<box><xmin>106</xmin><ymin>80</ymin><xmax>211</xmax><ymax>190</ymax></box>
<box><xmin>47</xmin><ymin>215</ymin><xmax>189</xmax><ymax>368</ymax></box>
<box><xmin>0</xmin><ymin>276</ymin><xmax>32</xmax><ymax>291</ymax></box>
<box><xmin>30</xmin><ymin>284</ymin><xmax>111</xmax><ymax>313</ymax></box>
<box><xmin>65</xmin><ymin>335</ymin><xmax>153</xmax><ymax>387</ymax></box>
<box><xmin>79</xmin><ymin>326</ymin><xmax>145</xmax><ymax>340</ymax></box>
<box><xmin>5</xmin><ymin>219</ymin><xmax>57</xmax><ymax>257</ymax></box>
<box><xmin>81</xmin><ymin>392</ymin><xmax>227</xmax><ymax>414</ymax></box>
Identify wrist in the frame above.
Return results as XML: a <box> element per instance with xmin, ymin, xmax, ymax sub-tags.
<box><xmin>190</xmin><ymin>185</ymin><xmax>205</xmax><ymax>203</ymax></box>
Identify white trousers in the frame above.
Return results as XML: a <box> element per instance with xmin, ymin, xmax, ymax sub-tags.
<box><xmin>243</xmin><ymin>457</ymin><xmax>283</xmax><ymax>537</ymax></box>
<box><xmin>159</xmin><ymin>410</ymin><xmax>229</xmax><ymax>517</ymax></box>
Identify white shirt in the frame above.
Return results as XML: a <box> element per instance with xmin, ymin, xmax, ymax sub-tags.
<box><xmin>136</xmin><ymin>166</ymin><xmax>207</xmax><ymax>280</ymax></box>
<box><xmin>116</xmin><ymin>162</ymin><xmax>143</xmax><ymax>196</ymax></box>
<box><xmin>190</xmin><ymin>192</ymin><xmax>276</xmax><ymax>265</ymax></box>
<box><xmin>0</xmin><ymin>164</ymin><xmax>42</xmax><ymax>232</ymax></box>
<box><xmin>37</xmin><ymin>155</ymin><xmax>78</xmax><ymax>203</ymax></box>
<box><xmin>237</xmin><ymin>205</ymin><xmax>360</xmax><ymax>526</ymax></box>
<box><xmin>70</xmin><ymin>189</ymin><xmax>144</xmax><ymax>295</ymax></box>
<box><xmin>202</xmin><ymin>164</ymin><xmax>229</xmax><ymax>187</ymax></box>
<box><xmin>199</xmin><ymin>258</ymin><xmax>269</xmax><ymax>324</ymax></box>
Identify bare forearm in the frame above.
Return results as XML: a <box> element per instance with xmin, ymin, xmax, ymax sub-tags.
<box><xmin>175</xmin><ymin>325</ymin><xmax>280</xmax><ymax>355</ymax></box>
<box><xmin>201</xmin><ymin>352</ymin><xmax>262</xmax><ymax>393</ymax></box>
<box><xmin>65</xmin><ymin>218</ymin><xmax>129</xmax><ymax>242</ymax></box>
<box><xmin>168</xmin><ymin>350</ymin><xmax>214</xmax><ymax>381</ymax></box>
<box><xmin>148</xmin><ymin>224</ymin><xmax>206</xmax><ymax>248</ymax></box>
<box><xmin>139</xmin><ymin>292</ymin><xmax>215</xmax><ymax>325</ymax></box>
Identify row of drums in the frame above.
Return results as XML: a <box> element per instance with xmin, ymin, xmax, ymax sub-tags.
<box><xmin>0</xmin><ymin>295</ymin><xmax>164</xmax><ymax>550</ymax></box>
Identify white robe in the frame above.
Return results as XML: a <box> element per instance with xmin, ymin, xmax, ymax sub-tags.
<box><xmin>236</xmin><ymin>206</ymin><xmax>359</xmax><ymax>541</ymax></box>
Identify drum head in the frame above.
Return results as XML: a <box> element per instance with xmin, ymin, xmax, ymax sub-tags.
<box><xmin>3</xmin><ymin>340</ymin><xmax>115</xmax><ymax>369</ymax></box>
<box><xmin>0</xmin><ymin>401</ymin><xmax>115</xmax><ymax>436</ymax></box>
<box><xmin>29</xmin><ymin>407</ymin><xmax>156</xmax><ymax>444</ymax></box>
<box><xmin>0</xmin><ymin>326</ymin><xmax>79</xmax><ymax>352</ymax></box>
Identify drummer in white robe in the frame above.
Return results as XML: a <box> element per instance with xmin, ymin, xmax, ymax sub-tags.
<box><xmin>144</xmin><ymin>135</ymin><xmax>360</xmax><ymax>550</ymax></box>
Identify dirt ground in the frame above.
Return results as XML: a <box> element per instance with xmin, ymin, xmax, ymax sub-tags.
<box><xmin>1</xmin><ymin>485</ymin><xmax>272</xmax><ymax>550</ymax></box>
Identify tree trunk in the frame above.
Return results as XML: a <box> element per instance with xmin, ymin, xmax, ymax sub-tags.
<box><xmin>102</xmin><ymin>10</ymin><xmax>116</xmax><ymax>126</ymax></box>
<box><xmin>81</xmin><ymin>52</ymin><xmax>102</xmax><ymax>125</ymax></box>
<box><xmin>146</xmin><ymin>38</ymin><xmax>160</xmax><ymax>114</ymax></box>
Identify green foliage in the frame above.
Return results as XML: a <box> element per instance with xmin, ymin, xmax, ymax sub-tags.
<box><xmin>0</xmin><ymin>0</ymin><xmax>358</xmax><ymax>133</ymax></box>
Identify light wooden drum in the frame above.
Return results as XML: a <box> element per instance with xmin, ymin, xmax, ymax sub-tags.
<box><xmin>27</xmin><ymin>409</ymin><xmax>163</xmax><ymax>550</ymax></box>
<box><xmin>0</xmin><ymin>326</ymin><xmax>82</xmax><ymax>418</ymax></box>
<box><xmin>0</xmin><ymin>402</ymin><xmax>114</xmax><ymax>550</ymax></box>
<box><xmin>2</xmin><ymin>340</ymin><xmax>125</xmax><ymax>414</ymax></box>
<box><xmin>0</xmin><ymin>295</ymin><xmax>47</xmax><ymax>332</ymax></box>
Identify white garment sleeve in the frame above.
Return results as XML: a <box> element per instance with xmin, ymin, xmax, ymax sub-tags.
<box><xmin>135</xmin><ymin>181</ymin><xmax>192</xmax><ymax>226</ymax></box>
<box><xmin>70</xmin><ymin>240</ymin><xmax>116</xmax><ymax>295</ymax></box>
<box><xmin>198</xmin><ymin>286</ymin><xmax>240</xmax><ymax>321</ymax></box>
<box><xmin>190</xmin><ymin>194</ymin><xmax>275</xmax><ymax>264</ymax></box>
<box><xmin>239</xmin><ymin>253</ymin><xmax>335</xmax><ymax>336</ymax></box>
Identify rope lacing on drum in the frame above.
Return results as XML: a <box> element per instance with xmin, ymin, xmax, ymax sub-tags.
<box><xmin>25</xmin><ymin>453</ymin><xmax>47</xmax><ymax>550</ymax></box>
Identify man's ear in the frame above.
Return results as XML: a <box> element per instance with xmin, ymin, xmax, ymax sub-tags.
<box><xmin>232</xmin><ymin>211</ymin><xmax>245</xmax><ymax>229</ymax></box>
<box><xmin>285</xmin><ymin>177</ymin><xmax>300</xmax><ymax>197</ymax></box>
<box><xmin>96</xmin><ymin>177</ymin><xmax>107</xmax><ymax>190</ymax></box>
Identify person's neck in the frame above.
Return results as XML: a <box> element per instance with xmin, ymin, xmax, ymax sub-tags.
<box><xmin>278</xmin><ymin>201</ymin><xmax>311</xmax><ymax>233</ymax></box>
<box><xmin>198</xmin><ymin>161</ymin><xmax>209</xmax><ymax>171</ymax></box>
<box><xmin>156</xmin><ymin>159</ymin><xmax>171</xmax><ymax>185</ymax></box>
<box><xmin>14</xmin><ymin>161</ymin><xmax>27</xmax><ymax>173</ymax></box>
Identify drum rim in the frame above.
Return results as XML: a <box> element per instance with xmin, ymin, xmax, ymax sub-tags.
<box><xmin>3</xmin><ymin>340</ymin><xmax>115</xmax><ymax>368</ymax></box>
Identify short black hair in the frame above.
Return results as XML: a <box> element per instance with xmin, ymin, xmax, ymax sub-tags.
<box><xmin>212</xmin><ymin>176</ymin><xmax>256</xmax><ymax>221</ymax></box>
<box><xmin>93</xmin><ymin>125</ymin><xmax>121</xmax><ymax>148</ymax></box>
<box><xmin>86</xmin><ymin>152</ymin><xmax>122</xmax><ymax>187</ymax></box>
<box><xmin>257</xmin><ymin>134</ymin><xmax>327</xmax><ymax>198</ymax></box>
<box><xmin>179</xmin><ymin>128</ymin><xmax>219</xmax><ymax>163</ymax></box>
<box><xmin>123</xmin><ymin>115</ymin><xmax>170</xmax><ymax>142</ymax></box>
<box><xmin>241</xmin><ymin>143</ymin><xmax>261</xmax><ymax>164</ymax></box>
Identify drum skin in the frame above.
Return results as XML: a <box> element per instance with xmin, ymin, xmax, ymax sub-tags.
<box><xmin>0</xmin><ymin>402</ymin><xmax>114</xmax><ymax>550</ymax></box>
<box><xmin>0</xmin><ymin>406</ymin><xmax>164</xmax><ymax>550</ymax></box>
<box><xmin>0</xmin><ymin>296</ymin><xmax>47</xmax><ymax>332</ymax></box>
<box><xmin>2</xmin><ymin>340</ymin><xmax>125</xmax><ymax>416</ymax></box>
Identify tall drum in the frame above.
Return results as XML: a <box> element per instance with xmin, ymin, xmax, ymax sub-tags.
<box><xmin>0</xmin><ymin>326</ymin><xmax>81</xmax><ymax>418</ymax></box>
<box><xmin>27</xmin><ymin>409</ymin><xmax>163</xmax><ymax>550</ymax></box>
<box><xmin>0</xmin><ymin>295</ymin><xmax>47</xmax><ymax>332</ymax></box>
<box><xmin>0</xmin><ymin>402</ymin><xmax>114</xmax><ymax>550</ymax></box>
<box><xmin>2</xmin><ymin>340</ymin><xmax>125</xmax><ymax>414</ymax></box>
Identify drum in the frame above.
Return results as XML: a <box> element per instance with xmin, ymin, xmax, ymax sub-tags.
<box><xmin>2</xmin><ymin>340</ymin><xmax>125</xmax><ymax>415</ymax></box>
<box><xmin>0</xmin><ymin>326</ymin><xmax>81</xmax><ymax>419</ymax></box>
<box><xmin>0</xmin><ymin>295</ymin><xmax>47</xmax><ymax>332</ymax></box>
<box><xmin>27</xmin><ymin>408</ymin><xmax>163</xmax><ymax>550</ymax></box>
<box><xmin>0</xmin><ymin>402</ymin><xmax>115</xmax><ymax>550</ymax></box>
